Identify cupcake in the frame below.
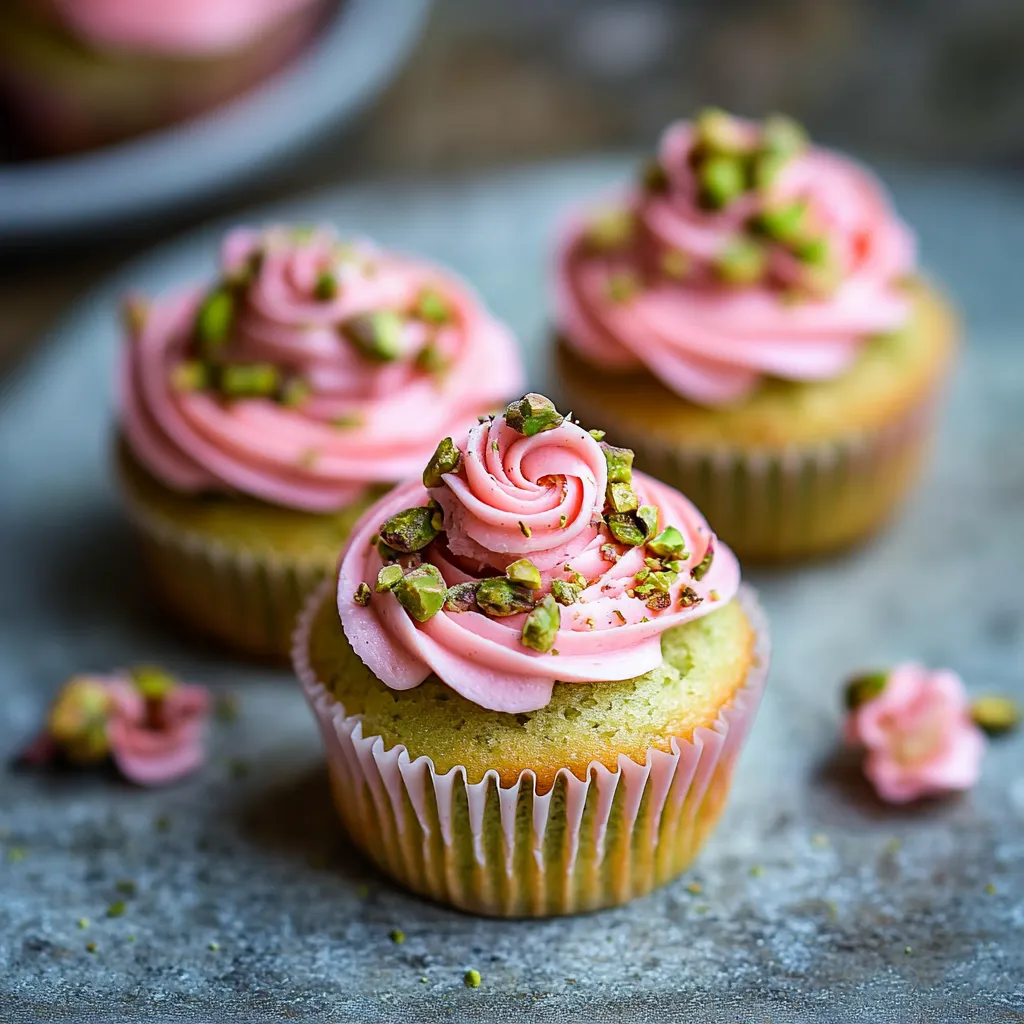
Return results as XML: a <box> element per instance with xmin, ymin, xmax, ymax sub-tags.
<box><xmin>554</xmin><ymin>109</ymin><xmax>958</xmax><ymax>561</ymax></box>
<box><xmin>294</xmin><ymin>394</ymin><xmax>769</xmax><ymax>916</ymax></box>
<box><xmin>0</xmin><ymin>0</ymin><xmax>330</xmax><ymax>155</ymax></box>
<box><xmin>118</xmin><ymin>224</ymin><xmax>525</xmax><ymax>658</ymax></box>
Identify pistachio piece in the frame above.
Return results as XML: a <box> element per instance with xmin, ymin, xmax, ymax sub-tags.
<box><xmin>353</xmin><ymin>582</ymin><xmax>372</xmax><ymax>606</ymax></box>
<box><xmin>970</xmin><ymin>695</ymin><xmax>1021</xmax><ymax>736</ymax></box>
<box><xmin>130</xmin><ymin>665</ymin><xmax>176</xmax><ymax>701</ymax></box>
<box><xmin>375</xmin><ymin>564</ymin><xmax>404</xmax><ymax>593</ymax></box>
<box><xmin>416</xmin><ymin>289</ymin><xmax>451</xmax><ymax>324</ymax></box>
<box><xmin>422</xmin><ymin>437</ymin><xmax>463</xmax><ymax>488</ymax></box>
<box><xmin>391</xmin><ymin>565</ymin><xmax>447</xmax><ymax>622</ymax></box>
<box><xmin>690</xmin><ymin>536</ymin><xmax>715</xmax><ymax>580</ymax></box>
<box><xmin>341</xmin><ymin>310</ymin><xmax>405</xmax><ymax>362</ymax></box>
<box><xmin>415</xmin><ymin>340</ymin><xmax>450</xmax><ymax>374</ymax></box>
<box><xmin>443</xmin><ymin>581</ymin><xmax>480</xmax><ymax>613</ymax></box>
<box><xmin>314</xmin><ymin>271</ymin><xmax>338</xmax><ymax>301</ymax></box>
<box><xmin>606</xmin><ymin>271</ymin><xmax>641</xmax><ymax>304</ymax></box>
<box><xmin>504</xmin><ymin>394</ymin><xmax>564</xmax><ymax>437</ymax></box>
<box><xmin>601</xmin><ymin>443</ymin><xmax>634</xmax><ymax>484</ymax></box>
<box><xmin>762</xmin><ymin>113</ymin><xmax>808</xmax><ymax>160</ymax></box>
<box><xmin>378</xmin><ymin>506</ymin><xmax>440</xmax><ymax>553</ymax></box>
<box><xmin>584</xmin><ymin>208</ymin><xmax>635</xmax><ymax>252</ymax></box>
<box><xmin>794</xmin><ymin>236</ymin><xmax>830</xmax><ymax>267</ymax></box>
<box><xmin>606</xmin><ymin>480</ymin><xmax>638</xmax><ymax>514</ymax></box>
<box><xmin>195</xmin><ymin>288</ymin><xmax>235</xmax><ymax>354</ymax></box>
<box><xmin>754</xmin><ymin>201</ymin><xmax>809</xmax><ymax>246</ymax></box>
<box><xmin>47</xmin><ymin>678</ymin><xmax>111</xmax><ymax>764</ymax></box>
<box><xmin>714</xmin><ymin>238</ymin><xmax>766</xmax><ymax>286</ymax></box>
<box><xmin>506</xmin><ymin>559</ymin><xmax>542</xmax><ymax>590</ymax></box>
<box><xmin>694</xmin><ymin>108</ymin><xmax>749</xmax><ymax>156</ymax></box>
<box><xmin>521</xmin><ymin>594</ymin><xmax>560</xmax><ymax>653</ymax></box>
<box><xmin>751</xmin><ymin>151</ymin><xmax>789</xmax><ymax>192</ymax></box>
<box><xmin>641</xmin><ymin>160</ymin><xmax>669</xmax><ymax>194</ymax></box>
<box><xmin>279</xmin><ymin>378</ymin><xmax>310</xmax><ymax>407</ymax></box>
<box><xmin>171</xmin><ymin>360</ymin><xmax>210</xmax><ymax>393</ymax></box>
<box><xmin>550</xmin><ymin>579</ymin><xmax>582</xmax><ymax>606</ymax></box>
<box><xmin>607</xmin><ymin>512</ymin><xmax>647</xmax><ymax>547</ymax></box>
<box><xmin>648</xmin><ymin>526</ymin><xmax>687</xmax><ymax>559</ymax></box>
<box><xmin>678</xmin><ymin>586</ymin><xmax>702</xmax><ymax>608</ymax></box>
<box><xmin>219</xmin><ymin>363</ymin><xmax>281</xmax><ymax>399</ymax></box>
<box><xmin>660</xmin><ymin>249</ymin><xmax>690</xmax><ymax>281</ymax></box>
<box><xmin>699</xmin><ymin>155</ymin><xmax>747</xmax><ymax>209</ymax></box>
<box><xmin>637</xmin><ymin>505</ymin><xmax>658</xmax><ymax>538</ymax></box>
<box><xmin>844</xmin><ymin>671</ymin><xmax>889</xmax><ymax>710</ymax></box>
<box><xmin>476</xmin><ymin>578</ymin><xmax>536</xmax><ymax>617</ymax></box>
<box><xmin>646</xmin><ymin>591</ymin><xmax>672</xmax><ymax>611</ymax></box>
<box><xmin>588</xmin><ymin>429</ymin><xmax>606</xmax><ymax>441</ymax></box>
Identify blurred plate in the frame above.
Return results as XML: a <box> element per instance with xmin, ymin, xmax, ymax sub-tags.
<box><xmin>0</xmin><ymin>0</ymin><xmax>430</xmax><ymax>242</ymax></box>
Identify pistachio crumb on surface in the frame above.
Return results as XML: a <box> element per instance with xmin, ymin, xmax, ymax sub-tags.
<box><xmin>85</xmin><ymin>942</ymin><xmax>97</xmax><ymax>954</ymax></box>
<box><xmin>984</xmin><ymin>883</ymin><xmax>997</xmax><ymax>895</ymax></box>
<box><xmin>389</xmin><ymin>929</ymin><xmax>406</xmax><ymax>945</ymax></box>
<box><xmin>686</xmin><ymin>881</ymin><xmax>702</xmax><ymax>894</ymax></box>
<box><xmin>749</xmin><ymin>865</ymin><xmax>763</xmax><ymax>878</ymax></box>
<box><xmin>464</xmin><ymin>969</ymin><xmax>482</xmax><ymax>989</ymax></box>
<box><xmin>208</xmin><ymin>941</ymin><xmax>220</xmax><ymax>952</ymax></box>
<box><xmin>77</xmin><ymin>918</ymin><xmax>89</xmax><ymax>930</ymax></box>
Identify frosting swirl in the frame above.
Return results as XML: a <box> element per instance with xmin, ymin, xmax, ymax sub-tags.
<box><xmin>556</xmin><ymin>111</ymin><xmax>916</xmax><ymax>407</ymax></box>
<box><xmin>339</xmin><ymin>397</ymin><xmax>740</xmax><ymax>712</ymax></box>
<box><xmin>121</xmin><ymin>225</ymin><xmax>524</xmax><ymax>512</ymax></box>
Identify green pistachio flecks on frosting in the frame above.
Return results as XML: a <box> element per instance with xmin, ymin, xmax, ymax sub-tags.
<box><xmin>504</xmin><ymin>394</ymin><xmax>564</xmax><ymax>437</ymax></box>
<box><xmin>606</xmin><ymin>480</ymin><xmax>638</xmax><ymax>514</ymax></box>
<box><xmin>762</xmin><ymin>113</ymin><xmax>808</xmax><ymax>160</ymax></box>
<box><xmin>219</xmin><ymin>363</ymin><xmax>281</xmax><ymax>399</ymax></box>
<box><xmin>375</xmin><ymin>564</ymin><xmax>404</xmax><ymax>593</ymax></box>
<box><xmin>131</xmin><ymin>665</ymin><xmax>176</xmax><ymax>700</ymax></box>
<box><xmin>605</xmin><ymin>270</ymin><xmax>641</xmax><ymax>304</ymax></box>
<box><xmin>314</xmin><ymin>271</ymin><xmax>338</xmax><ymax>301</ymax></box>
<box><xmin>443</xmin><ymin>581</ymin><xmax>480</xmax><ymax>613</ymax></box>
<box><xmin>844</xmin><ymin>671</ymin><xmax>889</xmax><ymax>710</ymax></box>
<box><xmin>378</xmin><ymin>506</ymin><xmax>441</xmax><ymax>553</ymax></box>
<box><xmin>584</xmin><ymin>208</ymin><xmax>635</xmax><ymax>252</ymax></box>
<box><xmin>341</xmin><ymin>310</ymin><xmax>405</xmax><ymax>362</ymax></box>
<box><xmin>715</xmin><ymin>237</ymin><xmax>767</xmax><ymax>286</ymax></box>
<box><xmin>550</xmin><ymin>579</ymin><xmax>582</xmax><ymax>605</ymax></box>
<box><xmin>391</xmin><ymin>565</ymin><xmax>447</xmax><ymax>622</ymax></box>
<box><xmin>648</xmin><ymin>526</ymin><xmax>687</xmax><ymax>560</ymax></box>
<box><xmin>694</xmin><ymin>107</ymin><xmax>750</xmax><ymax>156</ymax></box>
<box><xmin>521</xmin><ymin>595</ymin><xmax>559</xmax><ymax>653</ymax></box>
<box><xmin>475</xmin><ymin>578</ymin><xmax>536</xmax><ymax>617</ymax></box>
<box><xmin>607</xmin><ymin>505</ymin><xmax>657</xmax><ymax>547</ymax></box>
<box><xmin>699</xmin><ymin>154</ymin><xmax>747</xmax><ymax>209</ymax></box>
<box><xmin>353</xmin><ymin>582</ymin><xmax>372</xmax><ymax>606</ymax></box>
<box><xmin>171</xmin><ymin>360</ymin><xmax>210</xmax><ymax>393</ymax></box>
<box><xmin>660</xmin><ymin>249</ymin><xmax>690</xmax><ymax>280</ymax></box>
<box><xmin>414</xmin><ymin>340</ymin><xmax>450</xmax><ymax>375</ymax></box>
<box><xmin>505</xmin><ymin>559</ymin><xmax>542</xmax><ymax>590</ymax></box>
<box><xmin>195</xmin><ymin>288</ymin><xmax>234</xmax><ymax>354</ymax></box>
<box><xmin>755</xmin><ymin>200</ymin><xmax>810</xmax><ymax>246</ymax></box>
<box><xmin>601</xmin><ymin>443</ymin><xmax>634</xmax><ymax>484</ymax></box>
<box><xmin>416</xmin><ymin>289</ymin><xmax>451</xmax><ymax>324</ymax></box>
<box><xmin>279</xmin><ymin>378</ymin><xmax>310</xmax><ymax>408</ymax></box>
<box><xmin>422</xmin><ymin>437</ymin><xmax>463</xmax><ymax>487</ymax></box>
<box><xmin>690</xmin><ymin>536</ymin><xmax>715</xmax><ymax>580</ymax></box>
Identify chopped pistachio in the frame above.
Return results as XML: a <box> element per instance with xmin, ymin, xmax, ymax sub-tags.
<box><xmin>601</xmin><ymin>443</ymin><xmax>634</xmax><ymax>484</ymax></box>
<box><xmin>464</xmin><ymin>969</ymin><xmax>482</xmax><ymax>989</ymax></box>
<box><xmin>751</xmin><ymin>150</ymin><xmax>789</xmax><ymax>191</ymax></box>
<box><xmin>131</xmin><ymin>665</ymin><xmax>175</xmax><ymax>701</ymax></box>
<box><xmin>392</xmin><ymin>565</ymin><xmax>447</xmax><ymax>622</ymax></box>
<box><xmin>519</xmin><ymin>521</ymin><xmax>532</xmax><ymax>538</ymax></box>
<box><xmin>415</xmin><ymin>340</ymin><xmax>450</xmax><ymax>374</ymax></box>
<box><xmin>85</xmin><ymin>941</ymin><xmax>97</xmax><ymax>953</ymax></box>
<box><xmin>195</xmin><ymin>288</ymin><xmax>234</xmax><ymax>353</ymax></box>
<box><xmin>389</xmin><ymin>929</ymin><xmax>406</xmax><ymax>945</ymax></box>
<box><xmin>606</xmin><ymin>270</ymin><xmax>641</xmax><ymax>304</ymax></box>
<box><xmin>208</xmin><ymin>941</ymin><xmax>220</xmax><ymax>952</ymax></box>
<box><xmin>754</xmin><ymin>200</ymin><xmax>809</xmax><ymax>246</ymax></box>
<box><xmin>694</xmin><ymin>107</ymin><xmax>749</xmax><ymax>156</ymax></box>
<box><xmin>476</xmin><ymin>578</ymin><xmax>536</xmax><ymax>617</ymax></box>
<box><xmin>699</xmin><ymin>154</ymin><xmax>747</xmax><ymax>209</ymax></box>
<box><xmin>584</xmin><ymin>208</ymin><xmax>635</xmax><ymax>252</ymax></box>
<box><xmin>559</xmin><ymin>514</ymin><xmax>568</xmax><ymax>528</ymax></box>
<box><xmin>279</xmin><ymin>378</ymin><xmax>310</xmax><ymax>407</ymax></box>
<box><xmin>353</xmin><ymin>582</ymin><xmax>372</xmax><ymax>606</ymax></box>
<box><xmin>984</xmin><ymin>883</ymin><xmax>997</xmax><ymax>895</ymax></box>
<box><xmin>341</xmin><ymin>310</ymin><xmax>405</xmax><ymax>362</ymax></box>
<box><xmin>844</xmin><ymin>671</ymin><xmax>889</xmax><ymax>710</ymax></box>
<box><xmin>376</xmin><ymin>539</ymin><xmax>401</xmax><ymax>563</ymax></box>
<box><xmin>600</xmin><ymin>542</ymin><xmax>622</xmax><ymax>563</ymax></box>
<box><xmin>506</xmin><ymin>559</ymin><xmax>542</xmax><ymax>590</ymax></box>
<box><xmin>505</xmin><ymin>394</ymin><xmax>564</xmax><ymax>436</ymax></box>
<box><xmin>762</xmin><ymin>113</ymin><xmax>808</xmax><ymax>160</ymax></box>
<box><xmin>521</xmin><ymin>595</ymin><xmax>560</xmax><ymax>653</ymax></box>
<box><xmin>645</xmin><ymin>592</ymin><xmax>671</xmax><ymax>611</ymax></box>
<box><xmin>714</xmin><ymin>238</ymin><xmax>767</xmax><ymax>286</ymax></box>
<box><xmin>220</xmin><ymin>363</ymin><xmax>281</xmax><ymax>399</ymax></box>
<box><xmin>970</xmin><ymin>695</ymin><xmax>1021</xmax><ymax>736</ymax></box>
<box><xmin>106</xmin><ymin>901</ymin><xmax>126</xmax><ymax>919</ymax></box>
<box><xmin>795</xmin><ymin>236</ymin><xmax>830</xmax><ymax>267</ymax></box>
<box><xmin>416</xmin><ymin>288</ymin><xmax>451</xmax><ymax>324</ymax></box>
<box><xmin>749</xmin><ymin>864</ymin><xmax>764</xmax><ymax>878</ymax></box>
<box><xmin>647</xmin><ymin>569</ymin><xmax>678</xmax><ymax>593</ymax></box>
<box><xmin>641</xmin><ymin>159</ymin><xmax>669</xmax><ymax>193</ymax></box>
<box><xmin>171</xmin><ymin>360</ymin><xmax>210</xmax><ymax>393</ymax></box>
<box><xmin>443</xmin><ymin>581</ymin><xmax>480</xmax><ymax>613</ymax></box>
<box><xmin>678</xmin><ymin>586</ymin><xmax>702</xmax><ymax>608</ymax></box>
<box><xmin>379</xmin><ymin>506</ymin><xmax>440</xmax><ymax>553</ymax></box>
<box><xmin>648</xmin><ymin>526</ymin><xmax>687</xmax><ymax>559</ymax></box>
<box><xmin>332</xmin><ymin>413</ymin><xmax>363</xmax><ymax>429</ymax></box>
<box><xmin>422</xmin><ymin>436</ymin><xmax>463</xmax><ymax>487</ymax></box>
<box><xmin>613</xmin><ymin>609</ymin><xmax>627</xmax><ymax>625</ymax></box>
<box><xmin>606</xmin><ymin>480</ymin><xmax>638</xmax><ymax>514</ymax></box>
<box><xmin>660</xmin><ymin>249</ymin><xmax>690</xmax><ymax>281</ymax></box>
<box><xmin>115</xmin><ymin>879</ymin><xmax>137</xmax><ymax>896</ymax></box>
<box><xmin>375</xmin><ymin>564</ymin><xmax>404</xmax><ymax>593</ymax></box>
<box><xmin>607</xmin><ymin>513</ymin><xmax>646</xmax><ymax>547</ymax></box>
<box><xmin>636</xmin><ymin>505</ymin><xmax>658</xmax><ymax>538</ymax></box>
<box><xmin>314</xmin><ymin>271</ymin><xmax>338</xmax><ymax>301</ymax></box>
<box><xmin>77</xmin><ymin>918</ymin><xmax>89</xmax><ymax>930</ymax></box>
<box><xmin>588</xmin><ymin>429</ymin><xmax>606</xmax><ymax>441</ymax></box>
<box><xmin>690</xmin><ymin>537</ymin><xmax>715</xmax><ymax>580</ymax></box>
<box><xmin>550</xmin><ymin>579</ymin><xmax>582</xmax><ymax>606</ymax></box>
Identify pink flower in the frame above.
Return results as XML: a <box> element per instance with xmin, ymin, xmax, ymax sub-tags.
<box><xmin>844</xmin><ymin>663</ymin><xmax>986</xmax><ymax>804</ymax></box>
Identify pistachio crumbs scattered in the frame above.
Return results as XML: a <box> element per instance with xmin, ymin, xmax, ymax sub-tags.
<box><xmin>464</xmin><ymin>969</ymin><xmax>482</xmax><ymax>989</ymax></box>
<box><xmin>389</xmin><ymin>929</ymin><xmax>406</xmax><ymax>945</ymax></box>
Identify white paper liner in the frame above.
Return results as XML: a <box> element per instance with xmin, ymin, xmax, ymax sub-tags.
<box><xmin>293</xmin><ymin>580</ymin><xmax>770</xmax><ymax>917</ymax></box>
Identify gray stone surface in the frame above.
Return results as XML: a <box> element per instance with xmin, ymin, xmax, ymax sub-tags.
<box><xmin>1</xmin><ymin>160</ymin><xmax>1023</xmax><ymax>1023</ymax></box>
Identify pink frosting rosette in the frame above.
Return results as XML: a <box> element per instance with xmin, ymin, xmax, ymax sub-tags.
<box><xmin>844</xmin><ymin>663</ymin><xmax>986</xmax><ymax>804</ymax></box>
<box><xmin>26</xmin><ymin>0</ymin><xmax>324</xmax><ymax>55</ymax></box>
<box><xmin>555</xmin><ymin>110</ymin><xmax>916</xmax><ymax>407</ymax></box>
<box><xmin>338</xmin><ymin>395</ymin><xmax>741</xmax><ymax>713</ymax></box>
<box><xmin>121</xmin><ymin>225</ymin><xmax>524</xmax><ymax>513</ymax></box>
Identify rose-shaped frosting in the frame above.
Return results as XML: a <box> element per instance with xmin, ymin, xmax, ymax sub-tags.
<box><xmin>555</xmin><ymin>112</ymin><xmax>916</xmax><ymax>407</ymax></box>
<box><xmin>29</xmin><ymin>0</ymin><xmax>323</xmax><ymax>55</ymax></box>
<box><xmin>844</xmin><ymin>663</ymin><xmax>985</xmax><ymax>804</ymax></box>
<box><xmin>338</xmin><ymin>397</ymin><xmax>740</xmax><ymax>713</ymax></box>
<box><xmin>121</xmin><ymin>225</ymin><xmax>524</xmax><ymax>513</ymax></box>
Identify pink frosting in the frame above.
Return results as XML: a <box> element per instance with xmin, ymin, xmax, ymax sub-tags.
<box><xmin>31</xmin><ymin>0</ymin><xmax>323</xmax><ymax>55</ymax></box>
<box><xmin>120</xmin><ymin>226</ymin><xmax>524</xmax><ymax>513</ymax></box>
<box><xmin>555</xmin><ymin>119</ymin><xmax>916</xmax><ymax>406</ymax></box>
<box><xmin>844</xmin><ymin>663</ymin><xmax>985</xmax><ymax>804</ymax></box>
<box><xmin>338</xmin><ymin>416</ymin><xmax>741</xmax><ymax>713</ymax></box>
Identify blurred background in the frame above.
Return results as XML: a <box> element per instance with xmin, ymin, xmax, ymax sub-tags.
<box><xmin>2</xmin><ymin>0</ymin><xmax>1023</xmax><ymax>377</ymax></box>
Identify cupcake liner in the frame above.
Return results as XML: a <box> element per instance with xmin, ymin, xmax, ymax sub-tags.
<box><xmin>294</xmin><ymin>582</ymin><xmax>770</xmax><ymax>917</ymax></box>
<box><xmin>564</xmin><ymin>380</ymin><xmax>939</xmax><ymax>562</ymax></box>
<box><xmin>120</xmin><ymin>481</ymin><xmax>331</xmax><ymax>660</ymax></box>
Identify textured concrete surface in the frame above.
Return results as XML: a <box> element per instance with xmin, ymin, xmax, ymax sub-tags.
<box><xmin>1</xmin><ymin>160</ymin><xmax>1023</xmax><ymax>1023</ymax></box>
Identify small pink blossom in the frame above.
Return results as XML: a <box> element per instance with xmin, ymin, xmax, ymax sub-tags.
<box><xmin>844</xmin><ymin>663</ymin><xmax>986</xmax><ymax>804</ymax></box>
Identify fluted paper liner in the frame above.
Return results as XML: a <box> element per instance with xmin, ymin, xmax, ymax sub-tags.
<box><xmin>293</xmin><ymin>581</ymin><xmax>770</xmax><ymax>917</ymax></box>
